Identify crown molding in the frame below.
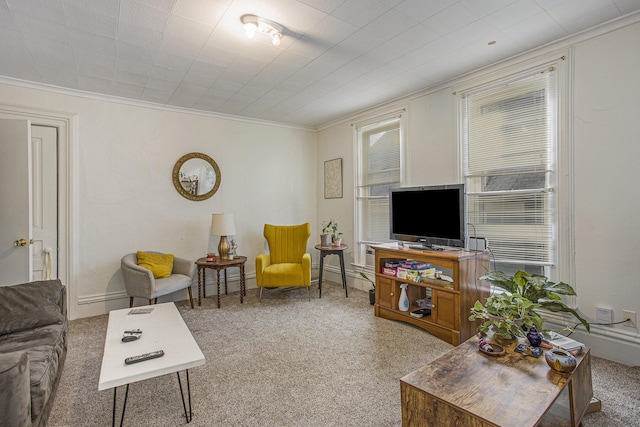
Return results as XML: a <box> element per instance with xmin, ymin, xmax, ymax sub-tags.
<box><xmin>0</xmin><ymin>76</ymin><xmax>316</xmax><ymax>132</ymax></box>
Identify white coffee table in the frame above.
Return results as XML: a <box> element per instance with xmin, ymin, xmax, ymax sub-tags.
<box><xmin>98</xmin><ymin>303</ymin><xmax>205</xmax><ymax>426</ymax></box>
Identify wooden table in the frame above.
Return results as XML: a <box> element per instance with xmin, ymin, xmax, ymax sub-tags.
<box><xmin>195</xmin><ymin>256</ymin><xmax>247</xmax><ymax>308</ymax></box>
<box><xmin>315</xmin><ymin>244</ymin><xmax>348</xmax><ymax>298</ymax></box>
<box><xmin>98</xmin><ymin>303</ymin><xmax>205</xmax><ymax>426</ymax></box>
<box><xmin>400</xmin><ymin>335</ymin><xmax>594</xmax><ymax>427</ymax></box>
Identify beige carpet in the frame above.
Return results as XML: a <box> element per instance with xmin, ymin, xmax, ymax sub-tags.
<box><xmin>48</xmin><ymin>282</ymin><xmax>640</xmax><ymax>426</ymax></box>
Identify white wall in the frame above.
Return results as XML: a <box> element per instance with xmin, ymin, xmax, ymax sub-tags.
<box><xmin>317</xmin><ymin>19</ymin><xmax>640</xmax><ymax>365</ymax></box>
<box><xmin>570</xmin><ymin>21</ymin><xmax>640</xmax><ymax>365</ymax></box>
<box><xmin>315</xmin><ymin>90</ymin><xmax>459</xmax><ymax>291</ymax></box>
<box><xmin>316</xmin><ymin>121</ymin><xmax>355</xmax><ymax>269</ymax></box>
<box><xmin>405</xmin><ymin>89</ymin><xmax>458</xmax><ymax>186</ymax></box>
<box><xmin>0</xmin><ymin>83</ymin><xmax>317</xmax><ymax>318</ymax></box>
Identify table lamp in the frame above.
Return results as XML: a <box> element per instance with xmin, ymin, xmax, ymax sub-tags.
<box><xmin>211</xmin><ymin>213</ymin><xmax>236</xmax><ymax>260</ymax></box>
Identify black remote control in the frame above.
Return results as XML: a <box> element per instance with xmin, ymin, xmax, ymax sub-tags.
<box><xmin>124</xmin><ymin>350</ymin><xmax>164</xmax><ymax>365</ymax></box>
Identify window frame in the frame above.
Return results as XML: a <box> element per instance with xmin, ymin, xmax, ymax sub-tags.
<box><xmin>456</xmin><ymin>51</ymin><xmax>573</xmax><ymax>283</ymax></box>
<box><xmin>353</xmin><ymin>110</ymin><xmax>406</xmax><ymax>268</ymax></box>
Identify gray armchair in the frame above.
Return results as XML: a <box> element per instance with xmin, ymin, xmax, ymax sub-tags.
<box><xmin>121</xmin><ymin>252</ymin><xmax>195</xmax><ymax>308</ymax></box>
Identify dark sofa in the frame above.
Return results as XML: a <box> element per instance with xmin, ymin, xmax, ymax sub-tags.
<box><xmin>0</xmin><ymin>280</ymin><xmax>68</xmax><ymax>427</ymax></box>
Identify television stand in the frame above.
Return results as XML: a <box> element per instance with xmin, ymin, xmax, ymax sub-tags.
<box><xmin>373</xmin><ymin>245</ymin><xmax>489</xmax><ymax>345</ymax></box>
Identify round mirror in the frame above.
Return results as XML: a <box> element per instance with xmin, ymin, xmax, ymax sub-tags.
<box><xmin>172</xmin><ymin>153</ymin><xmax>221</xmax><ymax>201</ymax></box>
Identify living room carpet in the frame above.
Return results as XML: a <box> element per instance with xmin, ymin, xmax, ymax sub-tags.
<box><xmin>48</xmin><ymin>282</ymin><xmax>639</xmax><ymax>426</ymax></box>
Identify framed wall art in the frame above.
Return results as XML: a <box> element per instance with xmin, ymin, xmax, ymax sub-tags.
<box><xmin>324</xmin><ymin>158</ymin><xmax>343</xmax><ymax>199</ymax></box>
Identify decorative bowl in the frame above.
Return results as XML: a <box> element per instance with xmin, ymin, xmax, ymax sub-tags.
<box><xmin>544</xmin><ymin>348</ymin><xmax>577</xmax><ymax>374</ymax></box>
<box><xmin>479</xmin><ymin>343</ymin><xmax>505</xmax><ymax>357</ymax></box>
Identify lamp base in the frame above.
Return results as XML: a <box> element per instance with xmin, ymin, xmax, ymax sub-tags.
<box><xmin>218</xmin><ymin>236</ymin><xmax>231</xmax><ymax>260</ymax></box>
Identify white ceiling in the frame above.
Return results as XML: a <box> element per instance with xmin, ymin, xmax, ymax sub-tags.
<box><xmin>1</xmin><ymin>0</ymin><xmax>639</xmax><ymax>128</ymax></box>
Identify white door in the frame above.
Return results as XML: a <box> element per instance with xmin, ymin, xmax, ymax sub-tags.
<box><xmin>0</xmin><ymin>121</ymin><xmax>58</xmax><ymax>285</ymax></box>
<box><xmin>0</xmin><ymin>119</ymin><xmax>32</xmax><ymax>285</ymax></box>
<box><xmin>31</xmin><ymin>126</ymin><xmax>58</xmax><ymax>280</ymax></box>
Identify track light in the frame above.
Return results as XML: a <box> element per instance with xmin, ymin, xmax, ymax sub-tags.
<box><xmin>240</xmin><ymin>14</ymin><xmax>283</xmax><ymax>46</ymax></box>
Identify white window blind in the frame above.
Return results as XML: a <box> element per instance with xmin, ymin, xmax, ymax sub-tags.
<box><xmin>355</xmin><ymin>117</ymin><xmax>401</xmax><ymax>265</ymax></box>
<box><xmin>462</xmin><ymin>69</ymin><xmax>557</xmax><ymax>266</ymax></box>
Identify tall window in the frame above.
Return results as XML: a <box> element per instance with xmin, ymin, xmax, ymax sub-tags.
<box><xmin>461</xmin><ymin>67</ymin><xmax>558</xmax><ymax>275</ymax></box>
<box><xmin>355</xmin><ymin>114</ymin><xmax>403</xmax><ymax>267</ymax></box>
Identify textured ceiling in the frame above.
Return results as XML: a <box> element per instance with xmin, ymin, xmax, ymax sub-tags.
<box><xmin>0</xmin><ymin>0</ymin><xmax>639</xmax><ymax>128</ymax></box>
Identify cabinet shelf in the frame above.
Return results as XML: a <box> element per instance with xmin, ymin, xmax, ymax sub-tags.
<box><xmin>373</xmin><ymin>245</ymin><xmax>489</xmax><ymax>346</ymax></box>
<box><xmin>376</xmin><ymin>272</ymin><xmax>457</xmax><ymax>292</ymax></box>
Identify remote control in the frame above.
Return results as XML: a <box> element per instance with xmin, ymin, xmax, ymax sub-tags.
<box><xmin>124</xmin><ymin>350</ymin><xmax>164</xmax><ymax>365</ymax></box>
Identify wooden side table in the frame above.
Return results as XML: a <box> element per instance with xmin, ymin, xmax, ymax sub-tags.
<box><xmin>195</xmin><ymin>256</ymin><xmax>247</xmax><ymax>308</ymax></box>
<box><xmin>315</xmin><ymin>244</ymin><xmax>348</xmax><ymax>298</ymax></box>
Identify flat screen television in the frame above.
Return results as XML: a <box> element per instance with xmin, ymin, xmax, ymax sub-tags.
<box><xmin>389</xmin><ymin>184</ymin><xmax>465</xmax><ymax>249</ymax></box>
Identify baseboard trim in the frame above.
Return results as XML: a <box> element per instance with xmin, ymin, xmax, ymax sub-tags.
<box><xmin>73</xmin><ymin>267</ymin><xmax>360</xmax><ymax>318</ymax></box>
<box><xmin>77</xmin><ymin>290</ymin><xmax>128</xmax><ymax>305</ymax></box>
<box><xmin>77</xmin><ymin>270</ymin><xmax>258</xmax><ymax>305</ymax></box>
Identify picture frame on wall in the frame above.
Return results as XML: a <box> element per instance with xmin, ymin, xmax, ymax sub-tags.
<box><xmin>324</xmin><ymin>158</ymin><xmax>343</xmax><ymax>199</ymax></box>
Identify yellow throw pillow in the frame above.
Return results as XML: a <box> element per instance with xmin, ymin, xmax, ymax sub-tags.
<box><xmin>136</xmin><ymin>251</ymin><xmax>174</xmax><ymax>278</ymax></box>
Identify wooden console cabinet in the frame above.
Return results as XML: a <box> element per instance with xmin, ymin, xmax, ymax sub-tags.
<box><xmin>373</xmin><ymin>245</ymin><xmax>489</xmax><ymax>346</ymax></box>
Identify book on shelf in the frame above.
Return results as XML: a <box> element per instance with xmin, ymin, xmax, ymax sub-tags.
<box><xmin>541</xmin><ymin>331</ymin><xmax>585</xmax><ymax>353</ymax></box>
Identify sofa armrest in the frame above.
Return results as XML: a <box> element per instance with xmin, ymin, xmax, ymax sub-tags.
<box><xmin>173</xmin><ymin>257</ymin><xmax>195</xmax><ymax>278</ymax></box>
<box><xmin>302</xmin><ymin>253</ymin><xmax>312</xmax><ymax>286</ymax></box>
<box><xmin>121</xmin><ymin>257</ymin><xmax>155</xmax><ymax>298</ymax></box>
<box><xmin>0</xmin><ymin>352</ymin><xmax>32</xmax><ymax>427</ymax></box>
<box><xmin>255</xmin><ymin>254</ymin><xmax>271</xmax><ymax>286</ymax></box>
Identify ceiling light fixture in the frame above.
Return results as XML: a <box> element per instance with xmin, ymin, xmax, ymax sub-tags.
<box><xmin>241</xmin><ymin>14</ymin><xmax>283</xmax><ymax>47</ymax></box>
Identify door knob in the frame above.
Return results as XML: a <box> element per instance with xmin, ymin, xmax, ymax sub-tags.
<box><xmin>14</xmin><ymin>238</ymin><xmax>27</xmax><ymax>246</ymax></box>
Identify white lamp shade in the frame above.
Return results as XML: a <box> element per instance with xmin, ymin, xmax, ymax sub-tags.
<box><xmin>211</xmin><ymin>213</ymin><xmax>236</xmax><ymax>236</ymax></box>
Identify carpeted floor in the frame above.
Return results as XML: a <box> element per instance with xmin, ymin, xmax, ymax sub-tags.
<box><xmin>48</xmin><ymin>282</ymin><xmax>640</xmax><ymax>426</ymax></box>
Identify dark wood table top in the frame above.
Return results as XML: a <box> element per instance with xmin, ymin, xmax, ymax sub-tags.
<box><xmin>315</xmin><ymin>244</ymin><xmax>348</xmax><ymax>251</ymax></box>
<box><xmin>195</xmin><ymin>256</ymin><xmax>247</xmax><ymax>267</ymax></box>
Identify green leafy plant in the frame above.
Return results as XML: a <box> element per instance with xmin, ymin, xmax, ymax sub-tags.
<box><xmin>469</xmin><ymin>270</ymin><xmax>590</xmax><ymax>339</ymax></box>
<box><xmin>359</xmin><ymin>272</ymin><xmax>375</xmax><ymax>291</ymax></box>
<box><xmin>321</xmin><ymin>218</ymin><xmax>342</xmax><ymax>239</ymax></box>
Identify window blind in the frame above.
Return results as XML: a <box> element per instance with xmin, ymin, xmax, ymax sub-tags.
<box><xmin>462</xmin><ymin>69</ymin><xmax>557</xmax><ymax>266</ymax></box>
<box><xmin>355</xmin><ymin>118</ymin><xmax>401</xmax><ymax>264</ymax></box>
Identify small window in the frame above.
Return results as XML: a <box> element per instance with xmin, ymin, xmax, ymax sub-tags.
<box><xmin>354</xmin><ymin>115</ymin><xmax>403</xmax><ymax>266</ymax></box>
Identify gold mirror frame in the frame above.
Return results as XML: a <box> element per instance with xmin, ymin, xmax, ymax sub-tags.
<box><xmin>172</xmin><ymin>152</ymin><xmax>221</xmax><ymax>201</ymax></box>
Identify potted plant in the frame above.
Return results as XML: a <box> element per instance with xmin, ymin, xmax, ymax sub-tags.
<box><xmin>320</xmin><ymin>219</ymin><xmax>333</xmax><ymax>246</ymax></box>
<box><xmin>469</xmin><ymin>270</ymin><xmax>590</xmax><ymax>340</ymax></box>
<box><xmin>321</xmin><ymin>218</ymin><xmax>343</xmax><ymax>246</ymax></box>
<box><xmin>360</xmin><ymin>272</ymin><xmax>376</xmax><ymax>305</ymax></box>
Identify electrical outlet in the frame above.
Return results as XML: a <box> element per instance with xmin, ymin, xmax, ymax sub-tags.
<box><xmin>596</xmin><ymin>306</ymin><xmax>613</xmax><ymax>324</ymax></box>
<box><xmin>623</xmin><ymin>310</ymin><xmax>636</xmax><ymax>328</ymax></box>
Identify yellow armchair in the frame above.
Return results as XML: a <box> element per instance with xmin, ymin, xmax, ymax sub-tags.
<box><xmin>256</xmin><ymin>223</ymin><xmax>312</xmax><ymax>301</ymax></box>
